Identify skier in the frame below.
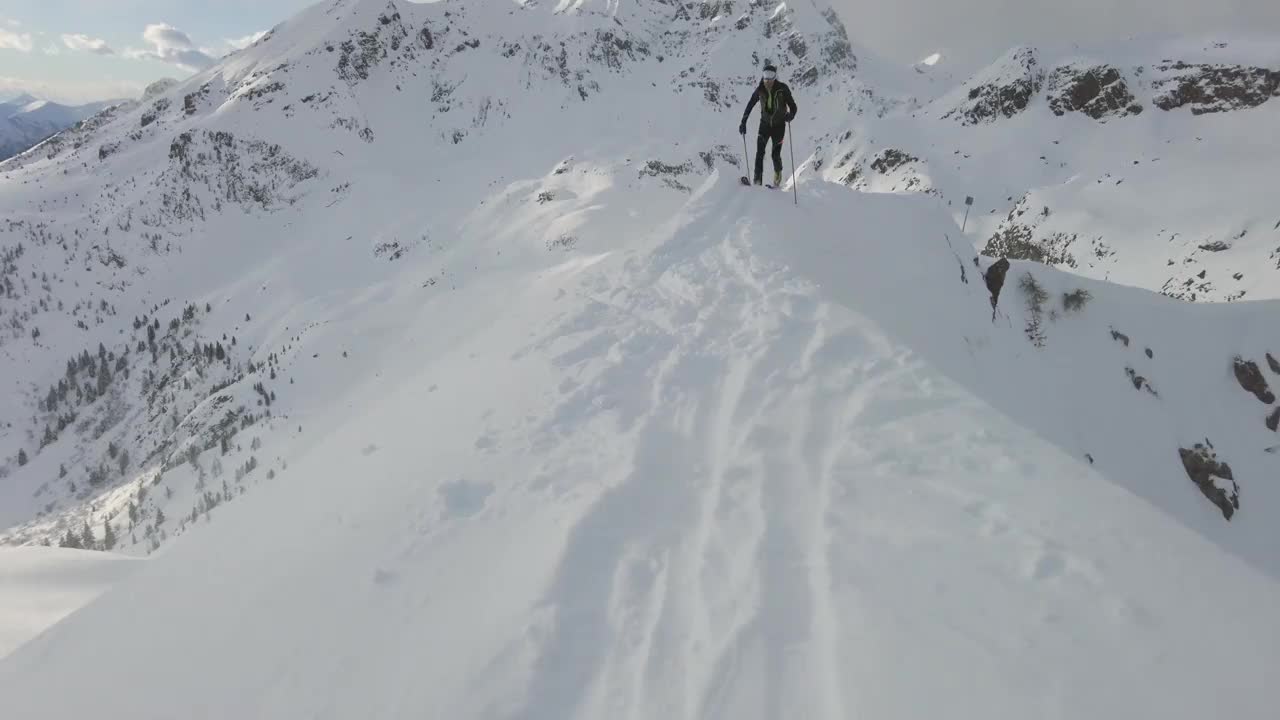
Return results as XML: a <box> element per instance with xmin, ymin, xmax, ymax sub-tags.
<box><xmin>739</xmin><ymin>63</ymin><xmax>797</xmax><ymax>187</ymax></box>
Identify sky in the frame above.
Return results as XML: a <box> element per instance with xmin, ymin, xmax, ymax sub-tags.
<box><xmin>1</xmin><ymin>0</ymin><xmax>1279</xmax><ymax>105</ymax></box>
<box><xmin>832</xmin><ymin>0</ymin><xmax>1280</xmax><ymax>70</ymax></box>
<box><xmin>0</xmin><ymin>0</ymin><xmax>314</xmax><ymax>104</ymax></box>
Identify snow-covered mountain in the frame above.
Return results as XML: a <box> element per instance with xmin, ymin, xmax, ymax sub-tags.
<box><xmin>0</xmin><ymin>95</ymin><xmax>128</xmax><ymax>162</ymax></box>
<box><xmin>812</xmin><ymin>36</ymin><xmax>1280</xmax><ymax>302</ymax></box>
<box><xmin>1</xmin><ymin>0</ymin><xmax>1279</xmax><ymax>716</ymax></box>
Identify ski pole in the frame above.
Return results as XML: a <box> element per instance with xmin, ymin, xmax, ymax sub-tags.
<box><xmin>788</xmin><ymin>121</ymin><xmax>797</xmax><ymax>205</ymax></box>
<box><xmin>742</xmin><ymin>132</ymin><xmax>750</xmax><ymax>178</ymax></box>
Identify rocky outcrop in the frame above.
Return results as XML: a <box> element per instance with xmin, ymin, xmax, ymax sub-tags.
<box><xmin>983</xmin><ymin>258</ymin><xmax>1010</xmax><ymax>310</ymax></box>
<box><xmin>1125</xmin><ymin>367</ymin><xmax>1158</xmax><ymax>396</ymax></box>
<box><xmin>335</xmin><ymin>5</ymin><xmax>410</xmax><ymax>84</ymax></box>
<box><xmin>1045</xmin><ymin>64</ymin><xmax>1142</xmax><ymax>119</ymax></box>
<box><xmin>1267</xmin><ymin>352</ymin><xmax>1280</xmax><ymax>375</ymax></box>
<box><xmin>987</xmin><ymin>229</ymin><xmax>1080</xmax><ymax>275</ymax></box>
<box><xmin>870</xmin><ymin>148</ymin><xmax>918</xmax><ymax>174</ymax></box>
<box><xmin>1179</xmin><ymin>442</ymin><xmax>1239</xmax><ymax>521</ymax></box>
<box><xmin>981</xmin><ymin>195</ymin><xmax>1081</xmax><ymax>267</ymax></box>
<box><xmin>1233</xmin><ymin>357</ymin><xmax>1275</xmax><ymax>404</ymax></box>
<box><xmin>943</xmin><ymin>47</ymin><xmax>1044</xmax><ymax>125</ymax></box>
<box><xmin>1152</xmin><ymin>62</ymin><xmax>1280</xmax><ymax>114</ymax></box>
<box><xmin>148</xmin><ymin>130</ymin><xmax>320</xmax><ymax>229</ymax></box>
<box><xmin>1267</xmin><ymin>407</ymin><xmax>1280</xmax><ymax>432</ymax></box>
<box><xmin>983</xmin><ymin>222</ymin><xmax>1078</xmax><ymax>267</ymax></box>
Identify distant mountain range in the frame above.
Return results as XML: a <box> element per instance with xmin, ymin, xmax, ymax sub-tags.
<box><xmin>0</xmin><ymin>93</ymin><xmax>130</xmax><ymax>162</ymax></box>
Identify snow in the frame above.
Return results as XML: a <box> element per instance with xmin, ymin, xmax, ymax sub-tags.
<box><xmin>0</xmin><ymin>547</ymin><xmax>138</xmax><ymax>659</ymax></box>
<box><xmin>0</xmin><ymin>0</ymin><xmax>1278</xmax><ymax>716</ymax></box>
<box><xmin>1</xmin><ymin>176</ymin><xmax>1279</xmax><ymax>718</ymax></box>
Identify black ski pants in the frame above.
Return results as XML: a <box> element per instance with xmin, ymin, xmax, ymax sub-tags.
<box><xmin>754</xmin><ymin>122</ymin><xmax>785</xmax><ymax>181</ymax></box>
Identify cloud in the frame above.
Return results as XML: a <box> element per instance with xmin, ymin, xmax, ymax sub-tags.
<box><xmin>62</xmin><ymin>33</ymin><xmax>115</xmax><ymax>56</ymax></box>
<box><xmin>125</xmin><ymin>23</ymin><xmax>215</xmax><ymax>72</ymax></box>
<box><xmin>0</xmin><ymin>27</ymin><xmax>34</xmax><ymax>52</ymax></box>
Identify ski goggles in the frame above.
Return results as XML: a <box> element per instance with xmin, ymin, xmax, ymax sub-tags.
<box><xmin>763</xmin><ymin>69</ymin><xmax>776</xmax><ymax>79</ymax></box>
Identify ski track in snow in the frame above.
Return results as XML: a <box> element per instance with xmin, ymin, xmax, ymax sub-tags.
<box><xmin>513</xmin><ymin>201</ymin><xmax>878</xmax><ymax>720</ymax></box>
<box><xmin>428</xmin><ymin>185</ymin><xmax>1280</xmax><ymax>720</ymax></box>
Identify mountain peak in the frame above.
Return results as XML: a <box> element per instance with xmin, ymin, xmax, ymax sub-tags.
<box><xmin>0</xmin><ymin>92</ymin><xmax>39</xmax><ymax>108</ymax></box>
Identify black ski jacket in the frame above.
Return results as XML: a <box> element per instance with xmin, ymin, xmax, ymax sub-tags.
<box><xmin>741</xmin><ymin>80</ymin><xmax>797</xmax><ymax>130</ymax></box>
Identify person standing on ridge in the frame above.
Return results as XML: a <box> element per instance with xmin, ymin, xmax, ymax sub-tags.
<box><xmin>739</xmin><ymin>63</ymin><xmax>797</xmax><ymax>187</ymax></box>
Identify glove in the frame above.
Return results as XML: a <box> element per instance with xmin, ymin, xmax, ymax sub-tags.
<box><xmin>785</xmin><ymin>111</ymin><xmax>795</xmax><ymax>123</ymax></box>
<box><xmin>738</xmin><ymin>121</ymin><xmax>746</xmax><ymax>135</ymax></box>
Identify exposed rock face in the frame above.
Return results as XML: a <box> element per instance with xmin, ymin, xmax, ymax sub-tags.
<box><xmin>1268</xmin><ymin>352</ymin><xmax>1280</xmax><ymax>375</ymax></box>
<box><xmin>983</xmin><ymin>258</ymin><xmax>1010</xmax><ymax>309</ymax></box>
<box><xmin>943</xmin><ymin>47</ymin><xmax>1044</xmax><ymax>125</ymax></box>
<box><xmin>984</xmin><ymin>222</ymin><xmax>1078</xmax><ymax>266</ymax></box>
<box><xmin>1045</xmin><ymin>64</ymin><xmax>1143</xmax><ymax>119</ymax></box>
<box><xmin>1152</xmin><ymin>62</ymin><xmax>1280</xmax><ymax>114</ymax></box>
<box><xmin>1125</xmin><ymin>367</ymin><xmax>1158</xmax><ymax>396</ymax></box>
<box><xmin>1179</xmin><ymin>443</ymin><xmax>1239</xmax><ymax>521</ymax></box>
<box><xmin>1233</xmin><ymin>357</ymin><xmax>1275</xmax><ymax>404</ymax></box>
<box><xmin>870</xmin><ymin>148</ymin><xmax>918</xmax><ymax>174</ymax></box>
<box><xmin>982</xmin><ymin>195</ymin><xmax>1078</xmax><ymax>267</ymax></box>
<box><xmin>1267</xmin><ymin>407</ymin><xmax>1280</xmax><ymax>432</ymax></box>
<box><xmin>335</xmin><ymin>5</ymin><xmax>411</xmax><ymax>84</ymax></box>
<box><xmin>153</xmin><ymin>130</ymin><xmax>321</xmax><ymax>229</ymax></box>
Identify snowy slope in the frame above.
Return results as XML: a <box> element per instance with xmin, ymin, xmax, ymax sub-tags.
<box><xmin>0</xmin><ymin>0</ymin><xmax>873</xmax><ymax>555</ymax></box>
<box><xmin>0</xmin><ymin>0</ymin><xmax>1279</xmax><ymax>715</ymax></box>
<box><xmin>812</xmin><ymin>36</ymin><xmax>1280</xmax><ymax>301</ymax></box>
<box><xmin>0</xmin><ymin>547</ymin><xmax>137</xmax><ymax>659</ymax></box>
<box><xmin>2</xmin><ymin>176</ymin><xmax>1280</xmax><ymax>719</ymax></box>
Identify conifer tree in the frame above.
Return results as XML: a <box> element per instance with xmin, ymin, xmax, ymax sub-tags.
<box><xmin>103</xmin><ymin>520</ymin><xmax>117</xmax><ymax>550</ymax></box>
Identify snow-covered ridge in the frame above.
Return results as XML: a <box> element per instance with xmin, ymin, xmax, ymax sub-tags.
<box><xmin>0</xmin><ymin>0</ymin><xmax>1275</xmax><ymax>556</ymax></box>
<box><xmin>0</xmin><ymin>0</ymin><xmax>1279</xmax><ymax>715</ymax></box>
<box><xmin>0</xmin><ymin>0</ymin><xmax>872</xmax><ymax>555</ymax></box>
<box><xmin>2</xmin><ymin>173</ymin><xmax>1279</xmax><ymax>718</ymax></box>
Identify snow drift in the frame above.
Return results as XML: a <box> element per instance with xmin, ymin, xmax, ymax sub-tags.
<box><xmin>0</xmin><ymin>547</ymin><xmax>137</xmax><ymax>659</ymax></box>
